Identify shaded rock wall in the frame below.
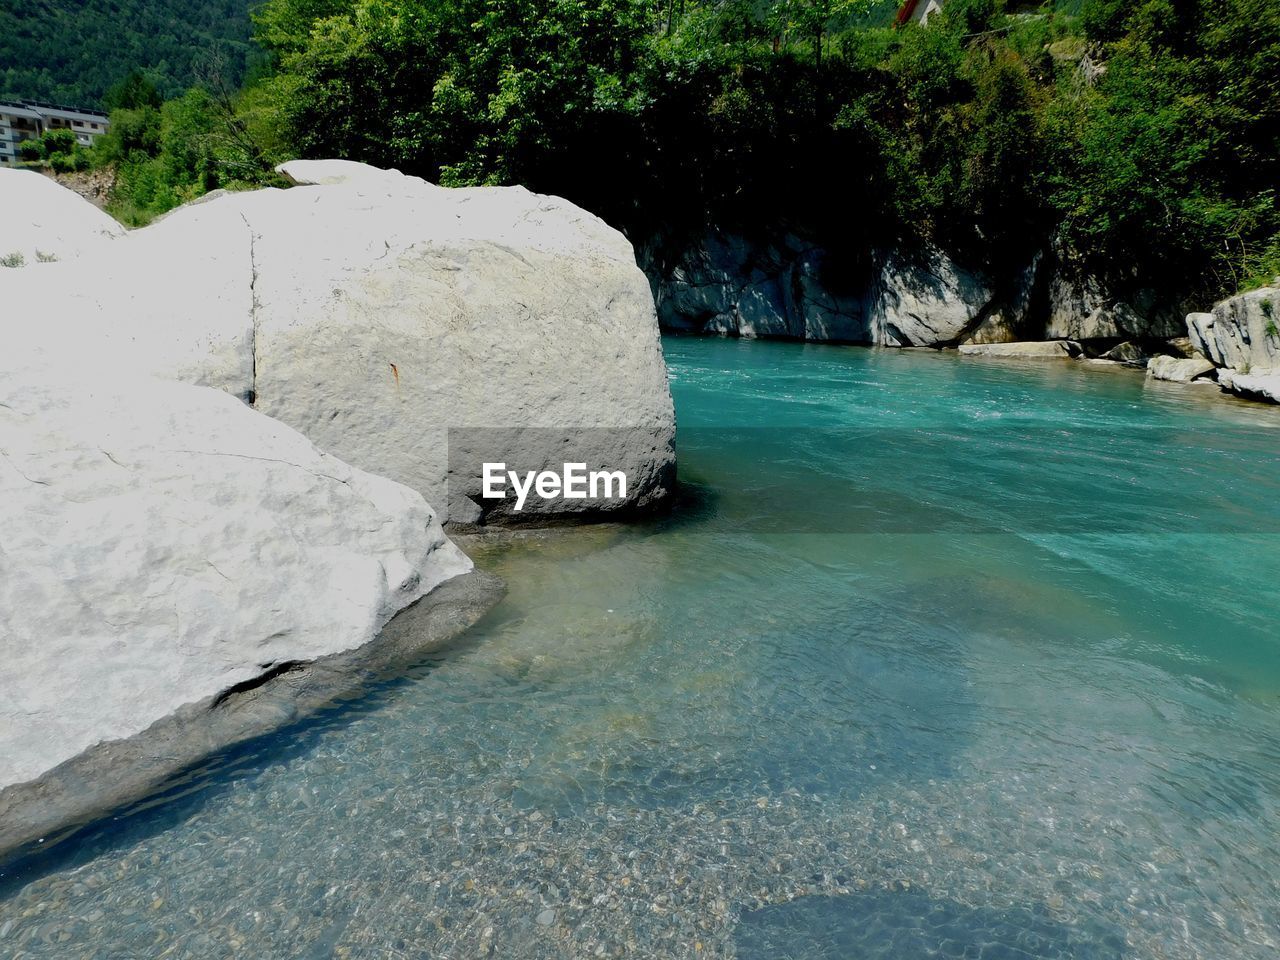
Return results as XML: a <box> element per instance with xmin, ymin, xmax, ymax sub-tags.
<box><xmin>641</xmin><ymin>229</ymin><xmax>1185</xmax><ymax>348</ymax></box>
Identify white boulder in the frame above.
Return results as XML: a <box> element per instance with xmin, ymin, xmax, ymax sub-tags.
<box><xmin>0</xmin><ymin>367</ymin><xmax>471</xmax><ymax>791</ymax></box>
<box><xmin>873</xmin><ymin>248</ymin><xmax>992</xmax><ymax>347</ymax></box>
<box><xmin>2</xmin><ymin>161</ymin><xmax>676</xmax><ymax>523</ymax></box>
<box><xmin>1147</xmin><ymin>354</ymin><xmax>1216</xmax><ymax>383</ymax></box>
<box><xmin>1217</xmin><ymin>369</ymin><xmax>1280</xmax><ymax>404</ymax></box>
<box><xmin>0</xmin><ymin>169</ymin><xmax>124</xmax><ymax>266</ymax></box>
<box><xmin>959</xmin><ymin>340</ymin><xmax>1082</xmax><ymax>359</ymax></box>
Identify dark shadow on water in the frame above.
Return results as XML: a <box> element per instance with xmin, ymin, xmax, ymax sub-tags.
<box><xmin>641</xmin><ymin>467</ymin><xmax>724</xmax><ymax>535</ymax></box>
<box><xmin>735</xmin><ymin>891</ymin><xmax>1127</xmax><ymax>960</ymax></box>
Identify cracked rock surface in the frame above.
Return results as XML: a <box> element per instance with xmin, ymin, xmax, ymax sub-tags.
<box><xmin>0</xmin><ymin>161</ymin><xmax>676</xmax><ymax>523</ymax></box>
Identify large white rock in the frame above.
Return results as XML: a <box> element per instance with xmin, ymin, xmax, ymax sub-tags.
<box><xmin>0</xmin><ymin>367</ymin><xmax>471</xmax><ymax>791</ymax></box>
<box><xmin>872</xmin><ymin>248</ymin><xmax>992</xmax><ymax>346</ymax></box>
<box><xmin>1186</xmin><ymin>288</ymin><xmax>1280</xmax><ymax>374</ymax></box>
<box><xmin>1217</xmin><ymin>369</ymin><xmax>1280</xmax><ymax>404</ymax></box>
<box><xmin>0</xmin><ymin>169</ymin><xmax>124</xmax><ymax>265</ymax></box>
<box><xmin>3</xmin><ymin>194</ymin><xmax>256</xmax><ymax>398</ymax></box>
<box><xmin>2</xmin><ymin>160</ymin><xmax>675</xmax><ymax>523</ymax></box>
<box><xmin>959</xmin><ymin>340</ymin><xmax>1082</xmax><ymax>359</ymax></box>
<box><xmin>1147</xmin><ymin>354</ymin><xmax>1216</xmax><ymax>383</ymax></box>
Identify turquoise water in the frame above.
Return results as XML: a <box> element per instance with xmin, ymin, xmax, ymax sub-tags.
<box><xmin>3</xmin><ymin>338</ymin><xmax>1280</xmax><ymax>958</ymax></box>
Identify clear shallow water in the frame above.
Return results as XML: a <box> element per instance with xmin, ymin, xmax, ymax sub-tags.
<box><xmin>3</xmin><ymin>339</ymin><xmax>1280</xmax><ymax>958</ymax></box>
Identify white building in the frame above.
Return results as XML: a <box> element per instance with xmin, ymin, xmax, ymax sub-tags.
<box><xmin>0</xmin><ymin>101</ymin><xmax>111</xmax><ymax>166</ymax></box>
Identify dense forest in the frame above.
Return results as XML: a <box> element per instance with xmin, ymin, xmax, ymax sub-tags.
<box><xmin>0</xmin><ymin>0</ymin><xmax>259</xmax><ymax>105</ymax></box>
<box><xmin>12</xmin><ymin>0</ymin><xmax>1280</xmax><ymax>308</ymax></box>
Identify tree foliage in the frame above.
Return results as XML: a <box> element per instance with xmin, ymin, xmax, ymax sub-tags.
<box><xmin>94</xmin><ymin>79</ymin><xmax>285</xmax><ymax>225</ymax></box>
<box><xmin>0</xmin><ymin>0</ymin><xmax>262</xmax><ymax>106</ymax></box>
<box><xmin>18</xmin><ymin>0</ymin><xmax>1273</xmax><ymax>304</ymax></box>
<box><xmin>234</xmin><ymin>0</ymin><xmax>1277</xmax><ymax>300</ymax></box>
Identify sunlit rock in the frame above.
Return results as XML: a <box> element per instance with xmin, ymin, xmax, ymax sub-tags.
<box><xmin>0</xmin><ymin>365</ymin><xmax>470</xmax><ymax>792</ymax></box>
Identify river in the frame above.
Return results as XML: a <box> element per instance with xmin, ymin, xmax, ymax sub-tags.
<box><xmin>2</xmin><ymin>337</ymin><xmax>1278</xmax><ymax>959</ymax></box>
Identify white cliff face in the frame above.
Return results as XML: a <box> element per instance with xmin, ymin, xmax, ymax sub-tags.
<box><xmin>0</xmin><ymin>161</ymin><xmax>676</xmax><ymax>522</ymax></box>
<box><xmin>0</xmin><ymin>367</ymin><xmax>471</xmax><ymax>791</ymax></box>
<box><xmin>0</xmin><ymin>169</ymin><xmax>124</xmax><ymax>266</ymax></box>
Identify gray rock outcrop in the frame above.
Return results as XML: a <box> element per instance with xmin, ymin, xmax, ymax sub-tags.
<box><xmin>1175</xmin><ymin>286</ymin><xmax>1280</xmax><ymax>403</ymax></box>
<box><xmin>1</xmin><ymin>161</ymin><xmax>676</xmax><ymax>524</ymax></box>
<box><xmin>644</xmin><ymin>231</ymin><xmax>1190</xmax><ymax>349</ymax></box>
<box><xmin>1045</xmin><ymin>270</ymin><xmax>1147</xmax><ymax>340</ymax></box>
<box><xmin>1043</xmin><ymin>240</ymin><xmax>1185</xmax><ymax>341</ymax></box>
<box><xmin>644</xmin><ymin>231</ymin><xmax>994</xmax><ymax>346</ymax></box>
<box><xmin>874</xmin><ymin>248</ymin><xmax>993</xmax><ymax>346</ymax></box>
<box><xmin>0</xmin><ymin>366</ymin><xmax>472</xmax><ymax>794</ymax></box>
<box><xmin>1186</xmin><ymin>288</ymin><xmax>1280</xmax><ymax>374</ymax></box>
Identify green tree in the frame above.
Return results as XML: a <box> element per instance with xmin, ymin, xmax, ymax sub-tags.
<box><xmin>104</xmin><ymin>70</ymin><xmax>165</xmax><ymax>111</ymax></box>
<box><xmin>43</xmin><ymin>128</ymin><xmax>79</xmax><ymax>156</ymax></box>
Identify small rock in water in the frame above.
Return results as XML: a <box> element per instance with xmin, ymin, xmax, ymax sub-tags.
<box><xmin>535</xmin><ymin>908</ymin><xmax>556</xmax><ymax>927</ymax></box>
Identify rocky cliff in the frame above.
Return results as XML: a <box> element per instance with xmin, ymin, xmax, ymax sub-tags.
<box><xmin>640</xmin><ymin>229</ymin><xmax>1185</xmax><ymax>349</ymax></box>
<box><xmin>1185</xmin><ymin>286</ymin><xmax>1280</xmax><ymax>403</ymax></box>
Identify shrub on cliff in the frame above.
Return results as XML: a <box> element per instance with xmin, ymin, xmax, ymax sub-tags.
<box><xmin>1059</xmin><ymin>0</ymin><xmax>1280</xmax><ymax>295</ymax></box>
